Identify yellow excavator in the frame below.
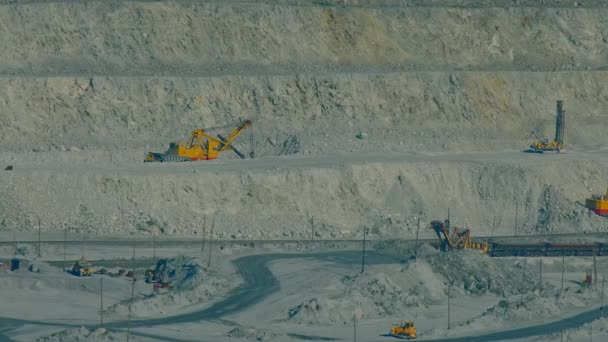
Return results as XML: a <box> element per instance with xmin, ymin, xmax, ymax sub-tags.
<box><xmin>145</xmin><ymin>119</ymin><xmax>253</xmax><ymax>162</ymax></box>
<box><xmin>430</xmin><ymin>219</ymin><xmax>488</xmax><ymax>254</ymax></box>
<box><xmin>528</xmin><ymin>100</ymin><xmax>565</xmax><ymax>153</ymax></box>
<box><xmin>72</xmin><ymin>258</ymin><xmax>93</xmax><ymax>277</ymax></box>
<box><xmin>388</xmin><ymin>321</ymin><xmax>416</xmax><ymax>339</ymax></box>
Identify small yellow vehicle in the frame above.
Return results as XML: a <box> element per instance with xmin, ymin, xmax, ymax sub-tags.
<box><xmin>389</xmin><ymin>321</ymin><xmax>417</xmax><ymax>339</ymax></box>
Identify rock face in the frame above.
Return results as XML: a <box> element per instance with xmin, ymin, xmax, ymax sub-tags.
<box><xmin>1</xmin><ymin>1</ymin><xmax>607</xmax><ymax>237</ymax></box>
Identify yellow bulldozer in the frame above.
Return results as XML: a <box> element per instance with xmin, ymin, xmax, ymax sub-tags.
<box><xmin>72</xmin><ymin>258</ymin><xmax>93</xmax><ymax>277</ymax></box>
<box><xmin>388</xmin><ymin>321</ymin><xmax>417</xmax><ymax>339</ymax></box>
<box><xmin>145</xmin><ymin>119</ymin><xmax>253</xmax><ymax>162</ymax></box>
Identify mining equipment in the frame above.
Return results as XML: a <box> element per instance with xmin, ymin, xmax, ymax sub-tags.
<box><xmin>388</xmin><ymin>321</ymin><xmax>417</xmax><ymax>339</ymax></box>
<box><xmin>145</xmin><ymin>119</ymin><xmax>253</xmax><ymax>162</ymax></box>
<box><xmin>429</xmin><ymin>219</ymin><xmax>488</xmax><ymax>254</ymax></box>
<box><xmin>528</xmin><ymin>100</ymin><xmax>566</xmax><ymax>153</ymax></box>
<box><xmin>144</xmin><ymin>269</ymin><xmax>155</xmax><ymax>283</ymax></box>
<box><xmin>586</xmin><ymin>187</ymin><xmax>608</xmax><ymax>217</ymax></box>
<box><xmin>72</xmin><ymin>258</ymin><xmax>93</xmax><ymax>277</ymax></box>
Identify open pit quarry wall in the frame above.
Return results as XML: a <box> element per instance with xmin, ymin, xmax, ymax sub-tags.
<box><xmin>1</xmin><ymin>1</ymin><xmax>608</xmax><ymax>237</ymax></box>
<box><xmin>1</xmin><ymin>156</ymin><xmax>607</xmax><ymax>238</ymax></box>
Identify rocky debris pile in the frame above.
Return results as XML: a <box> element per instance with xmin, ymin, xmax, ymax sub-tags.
<box><xmin>533</xmin><ymin>185</ymin><xmax>605</xmax><ymax>234</ymax></box>
<box><xmin>288</xmin><ymin>245</ymin><xmax>544</xmax><ymax>325</ymax></box>
<box><xmin>153</xmin><ymin>256</ymin><xmax>203</xmax><ymax>290</ymax></box>
<box><xmin>107</xmin><ymin>256</ymin><xmax>233</xmax><ymax>318</ymax></box>
<box><xmin>37</xmin><ymin>327</ymin><xmax>131</xmax><ymax>342</ymax></box>
<box><xmin>278</xmin><ymin>135</ymin><xmax>301</xmax><ymax>155</ymax></box>
<box><xmin>421</xmin><ymin>246</ymin><xmax>541</xmax><ymax>297</ymax></box>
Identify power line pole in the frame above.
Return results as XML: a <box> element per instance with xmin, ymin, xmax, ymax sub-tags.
<box><xmin>201</xmin><ymin>216</ymin><xmax>207</xmax><ymax>256</ymax></box>
<box><xmin>100</xmin><ymin>277</ymin><xmax>104</xmax><ymax>328</ymax></box>
<box><xmin>514</xmin><ymin>202</ymin><xmax>519</xmax><ymax>237</ymax></box>
<box><xmin>37</xmin><ymin>218</ymin><xmax>41</xmax><ymax>258</ymax></box>
<box><xmin>447</xmin><ymin>282</ymin><xmax>451</xmax><ymax>330</ymax></box>
<box><xmin>601</xmin><ymin>275</ymin><xmax>605</xmax><ymax>318</ymax></box>
<box><xmin>13</xmin><ymin>229</ymin><xmax>16</xmax><ymax>257</ymax></box>
<box><xmin>310</xmin><ymin>215</ymin><xmax>315</xmax><ymax>242</ymax></box>
<box><xmin>126</xmin><ymin>274</ymin><xmax>135</xmax><ymax>342</ymax></box>
<box><xmin>414</xmin><ymin>215</ymin><xmax>421</xmax><ymax>260</ymax></box>
<box><xmin>63</xmin><ymin>224</ymin><xmax>67</xmax><ymax>270</ymax></box>
<box><xmin>152</xmin><ymin>232</ymin><xmax>156</xmax><ymax>262</ymax></box>
<box><xmin>539</xmin><ymin>258</ymin><xmax>543</xmax><ymax>289</ymax></box>
<box><xmin>593</xmin><ymin>251</ymin><xmax>598</xmax><ymax>286</ymax></box>
<box><xmin>490</xmin><ymin>215</ymin><xmax>496</xmax><ymax>239</ymax></box>
<box><xmin>353</xmin><ymin>312</ymin><xmax>357</xmax><ymax>342</ymax></box>
<box><xmin>81</xmin><ymin>230</ymin><xmax>85</xmax><ymax>259</ymax></box>
<box><xmin>360</xmin><ymin>227</ymin><xmax>367</xmax><ymax>274</ymax></box>
<box><xmin>520</xmin><ymin>260</ymin><xmax>527</xmax><ymax>306</ymax></box>
<box><xmin>561</xmin><ymin>255</ymin><xmax>566</xmax><ymax>293</ymax></box>
<box><xmin>207</xmin><ymin>216</ymin><xmax>215</xmax><ymax>269</ymax></box>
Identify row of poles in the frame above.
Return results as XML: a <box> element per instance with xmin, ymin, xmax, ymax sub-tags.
<box><xmin>20</xmin><ymin>212</ymin><xmax>607</xmax><ymax>340</ymax></box>
<box><xmin>354</xmin><ymin>212</ymin><xmax>608</xmax><ymax>341</ymax></box>
<box><xmin>56</xmin><ymin>216</ymin><xmax>219</xmax><ymax>341</ymax></box>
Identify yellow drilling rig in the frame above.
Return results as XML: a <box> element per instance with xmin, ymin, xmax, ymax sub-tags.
<box><xmin>528</xmin><ymin>100</ymin><xmax>566</xmax><ymax>153</ymax></box>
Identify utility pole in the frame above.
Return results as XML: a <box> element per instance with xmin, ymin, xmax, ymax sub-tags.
<box><xmin>539</xmin><ymin>258</ymin><xmax>543</xmax><ymax>288</ymax></box>
<box><xmin>201</xmin><ymin>216</ymin><xmax>207</xmax><ymax>256</ymax></box>
<box><xmin>100</xmin><ymin>277</ymin><xmax>104</xmax><ymax>328</ymax></box>
<box><xmin>13</xmin><ymin>229</ymin><xmax>16</xmax><ymax>257</ymax></box>
<box><xmin>207</xmin><ymin>216</ymin><xmax>215</xmax><ymax>269</ymax></box>
<box><xmin>514</xmin><ymin>202</ymin><xmax>519</xmax><ymax>237</ymax></box>
<box><xmin>447</xmin><ymin>282</ymin><xmax>451</xmax><ymax>330</ymax></box>
<box><xmin>81</xmin><ymin>230</ymin><xmax>85</xmax><ymax>259</ymax></box>
<box><xmin>152</xmin><ymin>232</ymin><xmax>156</xmax><ymax>261</ymax></box>
<box><xmin>520</xmin><ymin>260</ymin><xmax>527</xmax><ymax>306</ymax></box>
<box><xmin>561</xmin><ymin>255</ymin><xmax>566</xmax><ymax>292</ymax></box>
<box><xmin>310</xmin><ymin>215</ymin><xmax>315</xmax><ymax>242</ymax></box>
<box><xmin>490</xmin><ymin>215</ymin><xmax>496</xmax><ymax>239</ymax></box>
<box><xmin>593</xmin><ymin>251</ymin><xmax>598</xmax><ymax>285</ymax></box>
<box><xmin>414</xmin><ymin>215</ymin><xmax>421</xmax><ymax>259</ymax></box>
<box><xmin>126</xmin><ymin>274</ymin><xmax>135</xmax><ymax>342</ymax></box>
<box><xmin>360</xmin><ymin>227</ymin><xmax>367</xmax><ymax>274</ymax></box>
<box><xmin>601</xmin><ymin>276</ymin><xmax>605</xmax><ymax>318</ymax></box>
<box><xmin>63</xmin><ymin>224</ymin><xmax>67</xmax><ymax>270</ymax></box>
<box><xmin>353</xmin><ymin>312</ymin><xmax>357</xmax><ymax>342</ymax></box>
<box><xmin>37</xmin><ymin>218</ymin><xmax>41</xmax><ymax>258</ymax></box>
<box><xmin>447</xmin><ymin>208</ymin><xmax>451</xmax><ymax>228</ymax></box>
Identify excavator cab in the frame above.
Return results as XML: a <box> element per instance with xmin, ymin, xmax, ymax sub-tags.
<box><xmin>390</xmin><ymin>321</ymin><xmax>416</xmax><ymax>339</ymax></box>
